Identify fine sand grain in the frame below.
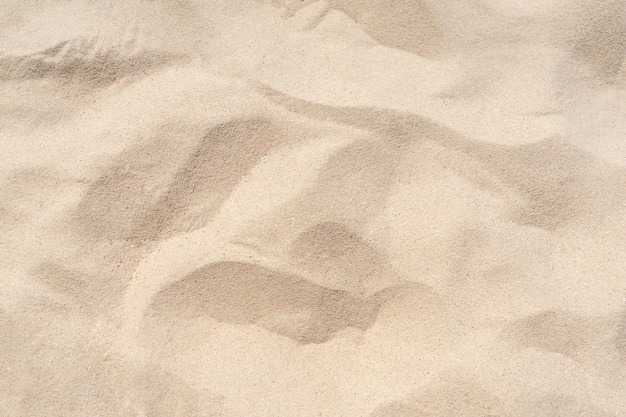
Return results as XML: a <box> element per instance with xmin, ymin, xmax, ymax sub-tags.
<box><xmin>1</xmin><ymin>1</ymin><xmax>625</xmax><ymax>416</ymax></box>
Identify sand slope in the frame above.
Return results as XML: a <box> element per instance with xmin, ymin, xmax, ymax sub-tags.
<box><xmin>1</xmin><ymin>1</ymin><xmax>625</xmax><ymax>416</ymax></box>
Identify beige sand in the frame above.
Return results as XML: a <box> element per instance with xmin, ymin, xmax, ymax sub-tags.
<box><xmin>1</xmin><ymin>1</ymin><xmax>625</xmax><ymax>416</ymax></box>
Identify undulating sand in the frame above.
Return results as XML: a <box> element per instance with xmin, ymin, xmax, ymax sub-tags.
<box><xmin>1</xmin><ymin>1</ymin><xmax>625</xmax><ymax>416</ymax></box>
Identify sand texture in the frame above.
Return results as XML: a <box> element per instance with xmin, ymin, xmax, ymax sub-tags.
<box><xmin>1</xmin><ymin>1</ymin><xmax>626</xmax><ymax>416</ymax></box>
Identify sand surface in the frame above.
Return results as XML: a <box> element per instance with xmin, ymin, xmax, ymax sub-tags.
<box><xmin>1</xmin><ymin>1</ymin><xmax>626</xmax><ymax>416</ymax></box>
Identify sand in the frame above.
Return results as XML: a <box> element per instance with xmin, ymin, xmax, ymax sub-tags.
<box><xmin>1</xmin><ymin>1</ymin><xmax>625</xmax><ymax>416</ymax></box>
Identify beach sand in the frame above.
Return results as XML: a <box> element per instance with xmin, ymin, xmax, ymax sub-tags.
<box><xmin>1</xmin><ymin>1</ymin><xmax>625</xmax><ymax>416</ymax></box>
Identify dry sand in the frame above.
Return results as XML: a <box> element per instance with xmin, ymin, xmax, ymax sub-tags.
<box><xmin>1</xmin><ymin>1</ymin><xmax>625</xmax><ymax>416</ymax></box>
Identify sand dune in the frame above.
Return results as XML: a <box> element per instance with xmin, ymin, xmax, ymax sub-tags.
<box><xmin>145</xmin><ymin>260</ymin><xmax>407</xmax><ymax>344</ymax></box>
<box><xmin>0</xmin><ymin>37</ymin><xmax>180</xmax><ymax>86</ymax></box>
<box><xmin>371</xmin><ymin>372</ymin><xmax>613</xmax><ymax>417</ymax></box>
<box><xmin>2</xmin><ymin>1</ymin><xmax>626</xmax><ymax>416</ymax></box>
<box><xmin>274</xmin><ymin>0</ymin><xmax>444</xmax><ymax>57</ymax></box>
<box><xmin>259</xmin><ymin>86</ymin><xmax>626</xmax><ymax>229</ymax></box>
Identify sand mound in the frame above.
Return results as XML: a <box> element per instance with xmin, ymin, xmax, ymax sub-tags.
<box><xmin>567</xmin><ymin>1</ymin><xmax>626</xmax><ymax>83</ymax></box>
<box><xmin>145</xmin><ymin>261</ymin><xmax>388</xmax><ymax>344</ymax></box>
<box><xmin>73</xmin><ymin>118</ymin><xmax>284</xmax><ymax>242</ymax></box>
<box><xmin>261</xmin><ymin>87</ymin><xmax>626</xmax><ymax>229</ymax></box>
<box><xmin>0</xmin><ymin>37</ymin><xmax>179</xmax><ymax>86</ymax></box>
<box><xmin>372</xmin><ymin>373</ymin><xmax>612</xmax><ymax>417</ymax></box>
<box><xmin>371</xmin><ymin>374</ymin><xmax>507</xmax><ymax>417</ymax></box>
<box><xmin>504</xmin><ymin>310</ymin><xmax>625</xmax><ymax>374</ymax></box>
<box><xmin>276</xmin><ymin>0</ymin><xmax>445</xmax><ymax>57</ymax></box>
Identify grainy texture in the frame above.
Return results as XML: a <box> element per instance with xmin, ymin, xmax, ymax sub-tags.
<box><xmin>1</xmin><ymin>1</ymin><xmax>625</xmax><ymax>416</ymax></box>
